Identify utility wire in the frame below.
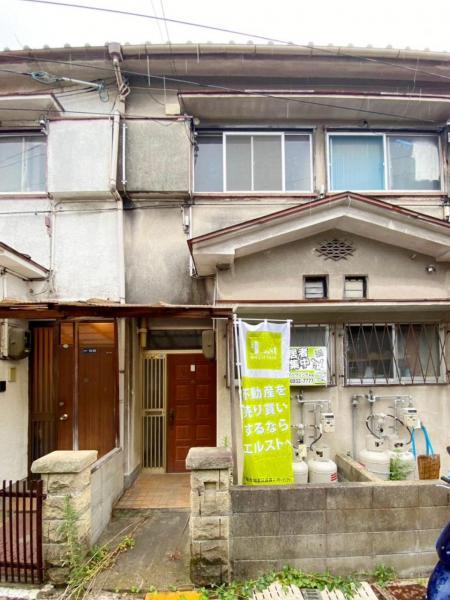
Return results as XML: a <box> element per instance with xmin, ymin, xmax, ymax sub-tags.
<box><xmin>0</xmin><ymin>54</ymin><xmax>442</xmax><ymax>123</ymax></box>
<box><xmin>16</xmin><ymin>0</ymin><xmax>450</xmax><ymax>83</ymax></box>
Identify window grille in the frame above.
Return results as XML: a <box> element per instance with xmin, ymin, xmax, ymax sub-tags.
<box><xmin>345</xmin><ymin>323</ymin><xmax>447</xmax><ymax>385</ymax></box>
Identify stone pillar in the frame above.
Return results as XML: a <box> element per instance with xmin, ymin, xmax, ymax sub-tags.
<box><xmin>31</xmin><ymin>450</ymin><xmax>98</xmax><ymax>585</ymax></box>
<box><xmin>186</xmin><ymin>447</ymin><xmax>233</xmax><ymax>586</ymax></box>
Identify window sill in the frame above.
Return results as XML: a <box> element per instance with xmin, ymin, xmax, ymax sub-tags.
<box><xmin>330</xmin><ymin>191</ymin><xmax>445</xmax><ymax>197</ymax></box>
<box><xmin>344</xmin><ymin>381</ymin><xmax>448</xmax><ymax>386</ymax></box>
<box><xmin>0</xmin><ymin>192</ymin><xmax>48</xmax><ymax>199</ymax></box>
<box><xmin>193</xmin><ymin>192</ymin><xmax>316</xmax><ymax>199</ymax></box>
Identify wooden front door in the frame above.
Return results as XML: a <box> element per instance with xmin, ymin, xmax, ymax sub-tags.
<box><xmin>30</xmin><ymin>321</ymin><xmax>118</xmax><ymax>467</ymax></box>
<box><xmin>167</xmin><ymin>354</ymin><xmax>216</xmax><ymax>473</ymax></box>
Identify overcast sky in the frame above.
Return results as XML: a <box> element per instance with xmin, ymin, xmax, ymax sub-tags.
<box><xmin>2</xmin><ymin>0</ymin><xmax>450</xmax><ymax>53</ymax></box>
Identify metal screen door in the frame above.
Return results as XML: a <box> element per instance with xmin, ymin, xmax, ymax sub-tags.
<box><xmin>142</xmin><ymin>353</ymin><xmax>167</xmax><ymax>470</ymax></box>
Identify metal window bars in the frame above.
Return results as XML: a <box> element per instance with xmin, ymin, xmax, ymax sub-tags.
<box><xmin>345</xmin><ymin>323</ymin><xmax>448</xmax><ymax>385</ymax></box>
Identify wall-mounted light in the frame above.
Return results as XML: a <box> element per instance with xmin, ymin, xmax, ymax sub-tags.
<box><xmin>425</xmin><ymin>264</ymin><xmax>437</xmax><ymax>273</ymax></box>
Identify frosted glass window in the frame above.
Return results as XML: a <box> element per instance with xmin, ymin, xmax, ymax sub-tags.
<box><xmin>194</xmin><ymin>135</ymin><xmax>223</xmax><ymax>192</ymax></box>
<box><xmin>329</xmin><ymin>135</ymin><xmax>384</xmax><ymax>191</ymax></box>
<box><xmin>285</xmin><ymin>134</ymin><xmax>311</xmax><ymax>191</ymax></box>
<box><xmin>388</xmin><ymin>135</ymin><xmax>440</xmax><ymax>190</ymax></box>
<box><xmin>226</xmin><ymin>136</ymin><xmax>251</xmax><ymax>191</ymax></box>
<box><xmin>253</xmin><ymin>135</ymin><xmax>282</xmax><ymax>191</ymax></box>
<box><xmin>0</xmin><ymin>135</ymin><xmax>46</xmax><ymax>192</ymax></box>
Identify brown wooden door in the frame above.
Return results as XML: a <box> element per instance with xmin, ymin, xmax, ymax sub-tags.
<box><xmin>29</xmin><ymin>324</ymin><xmax>57</xmax><ymax>467</ymax></box>
<box><xmin>77</xmin><ymin>323</ymin><xmax>117</xmax><ymax>458</ymax></box>
<box><xmin>167</xmin><ymin>354</ymin><xmax>216</xmax><ymax>473</ymax></box>
<box><xmin>56</xmin><ymin>323</ymin><xmax>75</xmax><ymax>450</ymax></box>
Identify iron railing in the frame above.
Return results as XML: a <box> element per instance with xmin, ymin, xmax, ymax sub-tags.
<box><xmin>0</xmin><ymin>479</ymin><xmax>45</xmax><ymax>583</ymax></box>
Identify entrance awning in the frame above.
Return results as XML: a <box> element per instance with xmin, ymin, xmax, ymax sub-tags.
<box><xmin>189</xmin><ymin>192</ymin><xmax>450</xmax><ymax>276</ymax></box>
<box><xmin>0</xmin><ymin>300</ymin><xmax>232</xmax><ymax>320</ymax></box>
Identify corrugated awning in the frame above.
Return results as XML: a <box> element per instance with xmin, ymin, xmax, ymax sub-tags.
<box><xmin>0</xmin><ymin>300</ymin><xmax>232</xmax><ymax>320</ymax></box>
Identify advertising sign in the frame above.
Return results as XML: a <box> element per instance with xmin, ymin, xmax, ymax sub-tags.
<box><xmin>237</xmin><ymin>320</ymin><xmax>293</xmax><ymax>485</ymax></box>
<box><xmin>289</xmin><ymin>346</ymin><xmax>327</xmax><ymax>386</ymax></box>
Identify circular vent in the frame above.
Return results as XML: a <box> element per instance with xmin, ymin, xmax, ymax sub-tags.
<box><xmin>315</xmin><ymin>238</ymin><xmax>355</xmax><ymax>261</ymax></box>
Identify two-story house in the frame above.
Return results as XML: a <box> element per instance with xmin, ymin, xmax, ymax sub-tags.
<box><xmin>0</xmin><ymin>42</ymin><xmax>449</xmax><ymax>506</ymax></box>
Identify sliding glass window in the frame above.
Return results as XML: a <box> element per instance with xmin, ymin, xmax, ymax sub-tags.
<box><xmin>194</xmin><ymin>131</ymin><xmax>312</xmax><ymax>192</ymax></box>
<box><xmin>328</xmin><ymin>133</ymin><xmax>441</xmax><ymax>192</ymax></box>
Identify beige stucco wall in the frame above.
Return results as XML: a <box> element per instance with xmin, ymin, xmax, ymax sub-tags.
<box><xmin>216</xmin><ymin>230</ymin><xmax>450</xmax><ymax>301</ymax></box>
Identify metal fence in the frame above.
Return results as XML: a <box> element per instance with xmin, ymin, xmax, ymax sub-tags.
<box><xmin>0</xmin><ymin>479</ymin><xmax>45</xmax><ymax>583</ymax></box>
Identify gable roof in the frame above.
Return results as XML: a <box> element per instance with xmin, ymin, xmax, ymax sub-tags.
<box><xmin>189</xmin><ymin>192</ymin><xmax>450</xmax><ymax>276</ymax></box>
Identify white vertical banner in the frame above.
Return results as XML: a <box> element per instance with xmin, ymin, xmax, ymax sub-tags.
<box><xmin>236</xmin><ymin>319</ymin><xmax>293</xmax><ymax>485</ymax></box>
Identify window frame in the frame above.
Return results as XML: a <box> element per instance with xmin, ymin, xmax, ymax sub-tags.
<box><xmin>326</xmin><ymin>131</ymin><xmax>444</xmax><ymax>194</ymax></box>
<box><xmin>344</xmin><ymin>322</ymin><xmax>447</xmax><ymax>386</ymax></box>
<box><xmin>0</xmin><ymin>130</ymin><xmax>47</xmax><ymax>195</ymax></box>
<box><xmin>303</xmin><ymin>275</ymin><xmax>328</xmax><ymax>300</ymax></box>
<box><xmin>194</xmin><ymin>130</ymin><xmax>314</xmax><ymax>193</ymax></box>
<box><xmin>291</xmin><ymin>323</ymin><xmax>336</xmax><ymax>386</ymax></box>
<box><xmin>344</xmin><ymin>275</ymin><xmax>368</xmax><ymax>299</ymax></box>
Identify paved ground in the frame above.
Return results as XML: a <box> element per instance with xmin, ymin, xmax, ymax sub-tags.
<box><xmin>92</xmin><ymin>508</ymin><xmax>192</xmax><ymax>593</ymax></box>
<box><xmin>115</xmin><ymin>474</ymin><xmax>190</xmax><ymax>510</ymax></box>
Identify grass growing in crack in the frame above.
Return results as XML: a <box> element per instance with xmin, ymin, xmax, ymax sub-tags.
<box><xmin>370</xmin><ymin>564</ymin><xmax>397</xmax><ymax>587</ymax></box>
<box><xmin>58</xmin><ymin>496</ymin><xmax>136</xmax><ymax>599</ymax></box>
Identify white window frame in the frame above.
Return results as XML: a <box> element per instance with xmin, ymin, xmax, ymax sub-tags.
<box><xmin>194</xmin><ymin>130</ymin><xmax>314</xmax><ymax>193</ymax></box>
<box><xmin>0</xmin><ymin>131</ymin><xmax>47</xmax><ymax>194</ymax></box>
<box><xmin>326</xmin><ymin>131</ymin><xmax>444</xmax><ymax>194</ymax></box>
<box><xmin>345</xmin><ymin>322</ymin><xmax>446</xmax><ymax>385</ymax></box>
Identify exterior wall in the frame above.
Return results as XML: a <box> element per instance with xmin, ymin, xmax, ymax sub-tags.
<box><xmin>124</xmin><ymin>120</ymin><xmax>191</xmax><ymax>194</ymax></box>
<box><xmin>0</xmin><ymin>358</ymin><xmax>29</xmax><ymax>480</ymax></box>
<box><xmin>215</xmin><ymin>326</ymin><xmax>450</xmax><ymax>482</ymax></box>
<box><xmin>90</xmin><ymin>448</ymin><xmax>124</xmax><ymax>544</ymax></box>
<box><xmin>216</xmin><ymin>231</ymin><xmax>450</xmax><ymax>301</ymax></box>
<box><xmin>52</xmin><ymin>201</ymin><xmax>121</xmax><ymax>300</ymax></box>
<box><xmin>230</xmin><ymin>482</ymin><xmax>449</xmax><ymax>579</ymax></box>
<box><xmin>47</xmin><ymin>119</ymin><xmax>113</xmax><ymax>198</ymax></box>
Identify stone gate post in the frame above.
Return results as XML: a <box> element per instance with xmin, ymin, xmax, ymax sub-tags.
<box><xmin>31</xmin><ymin>450</ymin><xmax>98</xmax><ymax>584</ymax></box>
<box><xmin>186</xmin><ymin>447</ymin><xmax>233</xmax><ymax>586</ymax></box>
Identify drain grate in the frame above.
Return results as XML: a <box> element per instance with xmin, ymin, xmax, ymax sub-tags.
<box><xmin>300</xmin><ymin>591</ymin><xmax>321</xmax><ymax>600</ymax></box>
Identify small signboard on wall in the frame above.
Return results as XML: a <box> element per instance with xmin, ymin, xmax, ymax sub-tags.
<box><xmin>289</xmin><ymin>346</ymin><xmax>327</xmax><ymax>386</ymax></box>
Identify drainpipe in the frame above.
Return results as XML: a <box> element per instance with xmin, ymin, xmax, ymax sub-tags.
<box><xmin>109</xmin><ymin>108</ymin><xmax>126</xmax><ymax>304</ymax></box>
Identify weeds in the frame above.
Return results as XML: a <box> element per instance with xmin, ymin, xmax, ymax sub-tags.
<box><xmin>58</xmin><ymin>496</ymin><xmax>137</xmax><ymax>599</ymax></box>
<box><xmin>370</xmin><ymin>564</ymin><xmax>397</xmax><ymax>587</ymax></box>
<box><xmin>199</xmin><ymin>564</ymin><xmax>398</xmax><ymax>600</ymax></box>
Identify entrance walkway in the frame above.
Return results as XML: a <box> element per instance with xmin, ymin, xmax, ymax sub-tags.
<box><xmin>116</xmin><ymin>473</ymin><xmax>190</xmax><ymax>510</ymax></box>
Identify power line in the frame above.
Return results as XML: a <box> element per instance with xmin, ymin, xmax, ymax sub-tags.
<box><xmin>0</xmin><ymin>54</ymin><xmax>442</xmax><ymax>123</ymax></box>
<box><xmin>16</xmin><ymin>0</ymin><xmax>450</xmax><ymax>83</ymax></box>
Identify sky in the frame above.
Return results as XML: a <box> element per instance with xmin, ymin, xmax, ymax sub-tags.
<box><xmin>2</xmin><ymin>0</ymin><xmax>450</xmax><ymax>53</ymax></box>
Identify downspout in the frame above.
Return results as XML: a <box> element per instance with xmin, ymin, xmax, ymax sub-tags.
<box><xmin>109</xmin><ymin>107</ymin><xmax>126</xmax><ymax>304</ymax></box>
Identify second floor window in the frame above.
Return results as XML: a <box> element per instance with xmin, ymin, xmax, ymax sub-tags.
<box><xmin>194</xmin><ymin>131</ymin><xmax>312</xmax><ymax>192</ymax></box>
<box><xmin>0</xmin><ymin>133</ymin><xmax>46</xmax><ymax>193</ymax></box>
<box><xmin>328</xmin><ymin>133</ymin><xmax>441</xmax><ymax>192</ymax></box>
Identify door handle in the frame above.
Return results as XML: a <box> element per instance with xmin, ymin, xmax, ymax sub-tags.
<box><xmin>59</xmin><ymin>413</ymin><xmax>69</xmax><ymax>421</ymax></box>
<box><xmin>169</xmin><ymin>409</ymin><xmax>175</xmax><ymax>426</ymax></box>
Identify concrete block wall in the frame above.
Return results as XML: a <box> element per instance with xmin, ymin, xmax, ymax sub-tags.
<box><xmin>90</xmin><ymin>448</ymin><xmax>124</xmax><ymax>544</ymax></box>
<box><xmin>230</xmin><ymin>481</ymin><xmax>449</xmax><ymax>580</ymax></box>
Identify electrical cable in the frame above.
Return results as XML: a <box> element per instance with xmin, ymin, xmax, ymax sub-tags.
<box><xmin>2</xmin><ymin>35</ymin><xmax>449</xmax><ymax>123</ymax></box>
<box><xmin>365</xmin><ymin>415</ymin><xmax>383</xmax><ymax>439</ymax></box>
<box><xmin>386</xmin><ymin>414</ymin><xmax>413</xmax><ymax>445</ymax></box>
<box><xmin>309</xmin><ymin>430</ymin><xmax>322</xmax><ymax>450</ymax></box>
<box><xmin>16</xmin><ymin>0</ymin><xmax>450</xmax><ymax>84</ymax></box>
<box><xmin>0</xmin><ymin>56</ymin><xmax>442</xmax><ymax>124</ymax></box>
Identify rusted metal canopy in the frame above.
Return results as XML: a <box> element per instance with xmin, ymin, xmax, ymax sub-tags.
<box><xmin>0</xmin><ymin>300</ymin><xmax>232</xmax><ymax>320</ymax></box>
